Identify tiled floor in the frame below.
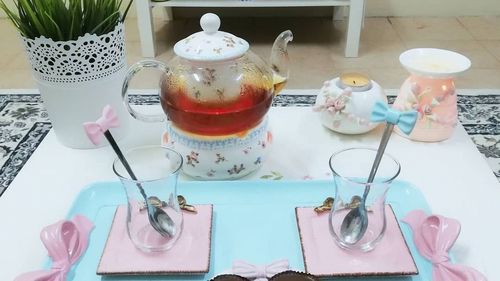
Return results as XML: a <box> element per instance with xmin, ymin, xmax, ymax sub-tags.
<box><xmin>1</xmin><ymin>15</ymin><xmax>500</xmax><ymax>89</ymax></box>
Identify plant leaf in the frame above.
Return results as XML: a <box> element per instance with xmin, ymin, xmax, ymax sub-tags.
<box><xmin>0</xmin><ymin>0</ymin><xmax>124</xmax><ymax>40</ymax></box>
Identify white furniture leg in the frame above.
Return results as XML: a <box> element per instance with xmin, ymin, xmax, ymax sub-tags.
<box><xmin>345</xmin><ymin>0</ymin><xmax>364</xmax><ymax>57</ymax></box>
<box><xmin>362</xmin><ymin>0</ymin><xmax>366</xmax><ymax>27</ymax></box>
<box><xmin>333</xmin><ymin>6</ymin><xmax>345</xmax><ymax>21</ymax></box>
<box><xmin>163</xmin><ymin>7</ymin><xmax>173</xmax><ymax>21</ymax></box>
<box><xmin>136</xmin><ymin>0</ymin><xmax>156</xmax><ymax>57</ymax></box>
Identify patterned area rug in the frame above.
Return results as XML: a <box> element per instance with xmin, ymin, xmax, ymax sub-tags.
<box><xmin>0</xmin><ymin>91</ymin><xmax>499</xmax><ymax>196</ymax></box>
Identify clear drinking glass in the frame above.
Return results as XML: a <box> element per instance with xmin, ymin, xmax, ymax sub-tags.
<box><xmin>113</xmin><ymin>146</ymin><xmax>183</xmax><ymax>252</ymax></box>
<box><xmin>328</xmin><ymin>148</ymin><xmax>401</xmax><ymax>252</ymax></box>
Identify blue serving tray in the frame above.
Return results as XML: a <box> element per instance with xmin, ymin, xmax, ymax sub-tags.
<box><xmin>53</xmin><ymin>180</ymin><xmax>434</xmax><ymax>281</ymax></box>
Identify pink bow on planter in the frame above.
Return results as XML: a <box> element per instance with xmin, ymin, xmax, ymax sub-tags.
<box><xmin>83</xmin><ymin>105</ymin><xmax>119</xmax><ymax>145</ymax></box>
<box><xmin>232</xmin><ymin>259</ymin><xmax>290</xmax><ymax>281</ymax></box>
<box><xmin>15</xmin><ymin>215</ymin><xmax>94</xmax><ymax>281</ymax></box>
<box><xmin>402</xmin><ymin>210</ymin><xmax>487</xmax><ymax>281</ymax></box>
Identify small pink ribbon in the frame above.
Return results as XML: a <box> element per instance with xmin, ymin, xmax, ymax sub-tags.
<box><xmin>83</xmin><ymin>105</ymin><xmax>119</xmax><ymax>145</ymax></box>
<box><xmin>402</xmin><ymin>210</ymin><xmax>487</xmax><ymax>281</ymax></box>
<box><xmin>15</xmin><ymin>215</ymin><xmax>94</xmax><ymax>281</ymax></box>
<box><xmin>232</xmin><ymin>259</ymin><xmax>289</xmax><ymax>281</ymax></box>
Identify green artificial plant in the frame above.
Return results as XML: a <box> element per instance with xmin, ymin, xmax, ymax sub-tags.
<box><xmin>0</xmin><ymin>0</ymin><xmax>133</xmax><ymax>41</ymax></box>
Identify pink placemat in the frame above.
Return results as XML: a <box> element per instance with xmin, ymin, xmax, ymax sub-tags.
<box><xmin>295</xmin><ymin>205</ymin><xmax>418</xmax><ymax>277</ymax></box>
<box><xmin>97</xmin><ymin>204</ymin><xmax>213</xmax><ymax>275</ymax></box>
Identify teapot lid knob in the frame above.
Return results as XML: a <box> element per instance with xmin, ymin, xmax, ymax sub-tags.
<box><xmin>200</xmin><ymin>13</ymin><xmax>220</xmax><ymax>35</ymax></box>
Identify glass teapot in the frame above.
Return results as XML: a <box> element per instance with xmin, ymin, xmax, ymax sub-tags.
<box><xmin>122</xmin><ymin>13</ymin><xmax>293</xmax><ymax>136</ymax></box>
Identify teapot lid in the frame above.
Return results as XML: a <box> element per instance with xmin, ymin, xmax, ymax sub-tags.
<box><xmin>174</xmin><ymin>13</ymin><xmax>249</xmax><ymax>61</ymax></box>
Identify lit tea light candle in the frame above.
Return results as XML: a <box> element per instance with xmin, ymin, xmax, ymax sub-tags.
<box><xmin>338</xmin><ymin>72</ymin><xmax>372</xmax><ymax>92</ymax></box>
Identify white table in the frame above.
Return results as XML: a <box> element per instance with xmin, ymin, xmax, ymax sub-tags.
<box><xmin>0</xmin><ymin>90</ymin><xmax>499</xmax><ymax>280</ymax></box>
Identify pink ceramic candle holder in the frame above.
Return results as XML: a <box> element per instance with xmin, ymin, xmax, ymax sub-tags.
<box><xmin>393</xmin><ymin>48</ymin><xmax>471</xmax><ymax>142</ymax></box>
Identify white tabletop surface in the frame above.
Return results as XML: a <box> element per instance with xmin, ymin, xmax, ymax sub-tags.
<box><xmin>0</xmin><ymin>90</ymin><xmax>499</xmax><ymax>280</ymax></box>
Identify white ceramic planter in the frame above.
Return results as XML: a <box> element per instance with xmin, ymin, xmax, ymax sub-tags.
<box><xmin>22</xmin><ymin>23</ymin><xmax>129</xmax><ymax>148</ymax></box>
<box><xmin>161</xmin><ymin>119</ymin><xmax>271</xmax><ymax>180</ymax></box>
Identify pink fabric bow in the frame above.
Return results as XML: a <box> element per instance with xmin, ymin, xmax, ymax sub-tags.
<box><xmin>402</xmin><ymin>210</ymin><xmax>487</xmax><ymax>281</ymax></box>
<box><xmin>232</xmin><ymin>259</ymin><xmax>289</xmax><ymax>281</ymax></box>
<box><xmin>83</xmin><ymin>105</ymin><xmax>119</xmax><ymax>145</ymax></box>
<box><xmin>15</xmin><ymin>215</ymin><xmax>94</xmax><ymax>281</ymax></box>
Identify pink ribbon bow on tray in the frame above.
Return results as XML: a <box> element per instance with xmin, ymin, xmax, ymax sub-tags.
<box><xmin>232</xmin><ymin>259</ymin><xmax>290</xmax><ymax>281</ymax></box>
<box><xmin>83</xmin><ymin>105</ymin><xmax>119</xmax><ymax>145</ymax></box>
<box><xmin>15</xmin><ymin>215</ymin><xmax>94</xmax><ymax>281</ymax></box>
<box><xmin>402</xmin><ymin>210</ymin><xmax>487</xmax><ymax>281</ymax></box>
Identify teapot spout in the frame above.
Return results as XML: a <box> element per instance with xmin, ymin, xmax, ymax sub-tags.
<box><xmin>270</xmin><ymin>30</ymin><xmax>293</xmax><ymax>94</ymax></box>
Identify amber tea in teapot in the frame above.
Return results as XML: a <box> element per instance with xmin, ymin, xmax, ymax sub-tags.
<box><xmin>160</xmin><ymin>84</ymin><xmax>273</xmax><ymax>136</ymax></box>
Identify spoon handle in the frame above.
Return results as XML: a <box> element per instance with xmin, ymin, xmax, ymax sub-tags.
<box><xmin>362</xmin><ymin>123</ymin><xmax>395</xmax><ymax>199</ymax></box>
<box><xmin>368</xmin><ymin>123</ymin><xmax>395</xmax><ymax>183</ymax></box>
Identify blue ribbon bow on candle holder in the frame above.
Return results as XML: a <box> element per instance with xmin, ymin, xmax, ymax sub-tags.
<box><xmin>371</xmin><ymin>101</ymin><xmax>418</xmax><ymax>135</ymax></box>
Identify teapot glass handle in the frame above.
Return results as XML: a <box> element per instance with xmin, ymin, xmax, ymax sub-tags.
<box><xmin>122</xmin><ymin>60</ymin><xmax>168</xmax><ymax>123</ymax></box>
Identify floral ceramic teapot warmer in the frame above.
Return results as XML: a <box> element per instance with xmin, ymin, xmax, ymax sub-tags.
<box><xmin>122</xmin><ymin>13</ymin><xmax>293</xmax><ymax>180</ymax></box>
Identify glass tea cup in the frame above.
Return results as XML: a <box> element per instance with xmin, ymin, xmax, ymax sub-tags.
<box><xmin>113</xmin><ymin>146</ymin><xmax>183</xmax><ymax>252</ymax></box>
<box><xmin>328</xmin><ymin>148</ymin><xmax>401</xmax><ymax>252</ymax></box>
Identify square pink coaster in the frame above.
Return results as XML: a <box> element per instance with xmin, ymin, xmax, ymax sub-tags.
<box><xmin>295</xmin><ymin>205</ymin><xmax>418</xmax><ymax>277</ymax></box>
<box><xmin>97</xmin><ymin>204</ymin><xmax>213</xmax><ymax>275</ymax></box>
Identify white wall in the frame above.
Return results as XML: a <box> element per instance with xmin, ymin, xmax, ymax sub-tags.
<box><xmin>1</xmin><ymin>0</ymin><xmax>500</xmax><ymax>19</ymax></box>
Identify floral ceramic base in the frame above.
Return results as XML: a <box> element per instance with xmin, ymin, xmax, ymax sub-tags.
<box><xmin>161</xmin><ymin>119</ymin><xmax>271</xmax><ymax>180</ymax></box>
